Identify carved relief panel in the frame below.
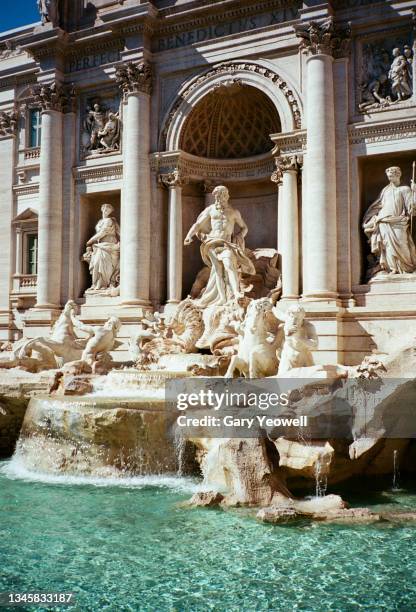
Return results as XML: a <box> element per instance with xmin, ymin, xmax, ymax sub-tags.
<box><xmin>80</xmin><ymin>90</ymin><xmax>121</xmax><ymax>159</ymax></box>
<box><xmin>356</xmin><ymin>29</ymin><xmax>413</xmax><ymax>113</ymax></box>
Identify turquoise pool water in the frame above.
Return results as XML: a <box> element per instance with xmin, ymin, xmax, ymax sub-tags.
<box><xmin>1</xmin><ymin>461</ymin><xmax>416</xmax><ymax>612</ymax></box>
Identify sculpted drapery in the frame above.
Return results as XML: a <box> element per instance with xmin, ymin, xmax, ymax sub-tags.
<box><xmin>363</xmin><ymin>166</ymin><xmax>416</xmax><ymax>276</ymax></box>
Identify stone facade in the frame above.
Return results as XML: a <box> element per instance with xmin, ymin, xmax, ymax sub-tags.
<box><xmin>0</xmin><ymin>0</ymin><xmax>415</xmax><ymax>365</ymax></box>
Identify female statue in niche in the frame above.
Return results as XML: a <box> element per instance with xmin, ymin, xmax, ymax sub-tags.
<box><xmin>363</xmin><ymin>166</ymin><xmax>416</xmax><ymax>277</ymax></box>
<box><xmin>83</xmin><ymin>203</ymin><xmax>120</xmax><ymax>292</ymax></box>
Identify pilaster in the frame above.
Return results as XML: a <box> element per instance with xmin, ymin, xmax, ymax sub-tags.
<box><xmin>0</xmin><ymin>111</ymin><xmax>18</xmax><ymax>340</ymax></box>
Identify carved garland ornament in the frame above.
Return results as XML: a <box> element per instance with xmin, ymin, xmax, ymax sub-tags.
<box><xmin>161</xmin><ymin>61</ymin><xmax>302</xmax><ymax>148</ymax></box>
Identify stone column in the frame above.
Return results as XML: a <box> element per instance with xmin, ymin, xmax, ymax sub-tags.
<box><xmin>272</xmin><ymin>156</ymin><xmax>300</xmax><ymax>299</ymax></box>
<box><xmin>116</xmin><ymin>62</ymin><xmax>152</xmax><ymax>309</ymax></box>
<box><xmin>160</xmin><ymin>171</ymin><xmax>184</xmax><ymax>305</ymax></box>
<box><xmin>31</xmin><ymin>82</ymin><xmax>66</xmax><ymax>311</ymax></box>
<box><xmin>0</xmin><ymin>111</ymin><xmax>18</xmax><ymax>339</ymax></box>
<box><xmin>296</xmin><ymin>18</ymin><xmax>350</xmax><ymax>301</ymax></box>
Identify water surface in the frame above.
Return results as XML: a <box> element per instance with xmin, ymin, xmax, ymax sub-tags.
<box><xmin>1</xmin><ymin>461</ymin><xmax>416</xmax><ymax>612</ymax></box>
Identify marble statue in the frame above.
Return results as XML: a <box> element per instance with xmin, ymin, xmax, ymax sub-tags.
<box><xmin>184</xmin><ymin>185</ymin><xmax>255</xmax><ymax>307</ymax></box>
<box><xmin>389</xmin><ymin>48</ymin><xmax>412</xmax><ymax>101</ymax></box>
<box><xmin>225</xmin><ymin>298</ymin><xmax>280</xmax><ymax>378</ymax></box>
<box><xmin>83</xmin><ymin>203</ymin><xmax>120</xmax><ymax>292</ymax></box>
<box><xmin>0</xmin><ymin>301</ymin><xmax>90</xmax><ymax>371</ymax></box>
<box><xmin>363</xmin><ymin>166</ymin><xmax>416</xmax><ymax>276</ymax></box>
<box><xmin>83</xmin><ymin>103</ymin><xmax>120</xmax><ymax>155</ymax></box>
<box><xmin>37</xmin><ymin>0</ymin><xmax>59</xmax><ymax>26</ymax></box>
<box><xmin>77</xmin><ymin>317</ymin><xmax>122</xmax><ymax>366</ymax></box>
<box><xmin>132</xmin><ymin>300</ymin><xmax>204</xmax><ymax>367</ymax></box>
<box><xmin>275</xmin><ymin>305</ymin><xmax>318</xmax><ymax>375</ymax></box>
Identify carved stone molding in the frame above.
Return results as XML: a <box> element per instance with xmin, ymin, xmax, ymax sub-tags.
<box><xmin>271</xmin><ymin>154</ymin><xmax>300</xmax><ymax>184</ymax></box>
<box><xmin>151</xmin><ymin>150</ymin><xmax>275</xmax><ymax>183</ymax></box>
<box><xmin>295</xmin><ymin>17</ymin><xmax>351</xmax><ymax>58</ymax></box>
<box><xmin>31</xmin><ymin>81</ymin><xmax>75</xmax><ymax>113</ymax></box>
<box><xmin>159</xmin><ymin>169</ymin><xmax>186</xmax><ymax>188</ymax></box>
<box><xmin>74</xmin><ymin>164</ymin><xmax>123</xmax><ymax>185</ymax></box>
<box><xmin>161</xmin><ymin>61</ymin><xmax>302</xmax><ymax>148</ymax></box>
<box><xmin>348</xmin><ymin>119</ymin><xmax>416</xmax><ymax>145</ymax></box>
<box><xmin>0</xmin><ymin>109</ymin><xmax>18</xmax><ymax>137</ymax></box>
<box><xmin>115</xmin><ymin>62</ymin><xmax>152</xmax><ymax>97</ymax></box>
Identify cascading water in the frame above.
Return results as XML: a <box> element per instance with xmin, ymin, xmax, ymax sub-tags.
<box><xmin>314</xmin><ymin>458</ymin><xmax>328</xmax><ymax>498</ymax></box>
<box><xmin>9</xmin><ymin>369</ymin><xmax>198</xmax><ymax>480</ymax></box>
<box><xmin>392</xmin><ymin>449</ymin><xmax>400</xmax><ymax>492</ymax></box>
<box><xmin>174</xmin><ymin>429</ymin><xmax>186</xmax><ymax>477</ymax></box>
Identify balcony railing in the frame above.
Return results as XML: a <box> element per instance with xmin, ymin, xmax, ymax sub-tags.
<box><xmin>24</xmin><ymin>148</ymin><xmax>40</xmax><ymax>160</ymax></box>
<box><xmin>12</xmin><ymin>274</ymin><xmax>37</xmax><ymax>293</ymax></box>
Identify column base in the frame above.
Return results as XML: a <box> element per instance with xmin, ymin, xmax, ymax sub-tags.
<box><xmin>117</xmin><ymin>302</ymin><xmax>154</xmax><ymax>321</ymax></box>
<box><xmin>301</xmin><ymin>291</ymin><xmax>340</xmax><ymax>306</ymax></box>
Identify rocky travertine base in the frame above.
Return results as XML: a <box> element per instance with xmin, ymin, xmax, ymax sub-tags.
<box><xmin>0</xmin><ymin>370</ymin><xmax>56</xmax><ymax>458</ymax></box>
<box><xmin>16</xmin><ymin>395</ymin><xmax>184</xmax><ymax>476</ymax></box>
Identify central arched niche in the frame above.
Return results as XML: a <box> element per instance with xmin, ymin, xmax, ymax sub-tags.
<box><xmin>179</xmin><ymin>82</ymin><xmax>282</xmax><ymax>297</ymax></box>
<box><xmin>180</xmin><ymin>82</ymin><xmax>281</xmax><ymax>159</ymax></box>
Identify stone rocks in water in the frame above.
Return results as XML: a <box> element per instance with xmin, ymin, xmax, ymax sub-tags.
<box><xmin>312</xmin><ymin>507</ymin><xmax>380</xmax><ymax>524</ymax></box>
<box><xmin>194</xmin><ymin>438</ymin><xmax>291</xmax><ymax>507</ymax></box>
<box><xmin>257</xmin><ymin>506</ymin><xmax>299</xmax><ymax>523</ymax></box>
<box><xmin>188</xmin><ymin>491</ymin><xmax>225</xmax><ymax>507</ymax></box>
<box><xmin>61</xmin><ymin>376</ymin><xmax>94</xmax><ymax>396</ymax></box>
<box><xmin>274</xmin><ymin>438</ymin><xmax>334</xmax><ymax>480</ymax></box>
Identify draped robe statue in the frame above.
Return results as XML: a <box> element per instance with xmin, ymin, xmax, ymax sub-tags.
<box><xmin>363</xmin><ymin>166</ymin><xmax>416</xmax><ymax>276</ymax></box>
<box><xmin>83</xmin><ymin>203</ymin><xmax>120</xmax><ymax>291</ymax></box>
<box><xmin>184</xmin><ymin>185</ymin><xmax>255</xmax><ymax>307</ymax></box>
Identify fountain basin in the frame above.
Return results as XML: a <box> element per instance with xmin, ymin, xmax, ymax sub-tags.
<box><xmin>16</xmin><ymin>395</ymin><xmax>181</xmax><ymax>477</ymax></box>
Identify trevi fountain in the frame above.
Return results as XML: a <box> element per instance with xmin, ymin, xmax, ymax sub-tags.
<box><xmin>1</xmin><ymin>0</ymin><xmax>416</xmax><ymax>610</ymax></box>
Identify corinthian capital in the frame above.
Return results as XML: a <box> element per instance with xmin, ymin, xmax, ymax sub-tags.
<box><xmin>295</xmin><ymin>17</ymin><xmax>351</xmax><ymax>58</ymax></box>
<box><xmin>0</xmin><ymin>109</ymin><xmax>18</xmax><ymax>137</ymax></box>
<box><xmin>115</xmin><ymin>62</ymin><xmax>152</xmax><ymax>97</ymax></box>
<box><xmin>31</xmin><ymin>81</ymin><xmax>74</xmax><ymax>112</ymax></box>
<box><xmin>271</xmin><ymin>155</ymin><xmax>300</xmax><ymax>184</ymax></box>
<box><xmin>159</xmin><ymin>169</ymin><xmax>185</xmax><ymax>188</ymax></box>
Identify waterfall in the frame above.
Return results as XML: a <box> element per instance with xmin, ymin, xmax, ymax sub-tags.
<box><xmin>392</xmin><ymin>449</ymin><xmax>400</xmax><ymax>492</ymax></box>
<box><xmin>314</xmin><ymin>458</ymin><xmax>328</xmax><ymax>498</ymax></box>
<box><xmin>174</xmin><ymin>429</ymin><xmax>186</xmax><ymax>477</ymax></box>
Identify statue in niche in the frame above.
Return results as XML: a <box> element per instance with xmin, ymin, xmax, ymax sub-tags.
<box><xmin>184</xmin><ymin>185</ymin><xmax>255</xmax><ymax>307</ymax></box>
<box><xmin>83</xmin><ymin>203</ymin><xmax>120</xmax><ymax>293</ymax></box>
<box><xmin>363</xmin><ymin>166</ymin><xmax>416</xmax><ymax>277</ymax></box>
<box><xmin>83</xmin><ymin>102</ymin><xmax>120</xmax><ymax>155</ymax></box>
<box><xmin>37</xmin><ymin>0</ymin><xmax>59</xmax><ymax>26</ymax></box>
<box><xmin>389</xmin><ymin>47</ymin><xmax>413</xmax><ymax>101</ymax></box>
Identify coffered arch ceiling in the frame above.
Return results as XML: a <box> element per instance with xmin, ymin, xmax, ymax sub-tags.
<box><xmin>180</xmin><ymin>83</ymin><xmax>281</xmax><ymax>159</ymax></box>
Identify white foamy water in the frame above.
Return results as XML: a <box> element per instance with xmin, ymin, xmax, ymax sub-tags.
<box><xmin>0</xmin><ymin>457</ymin><xmax>203</xmax><ymax>493</ymax></box>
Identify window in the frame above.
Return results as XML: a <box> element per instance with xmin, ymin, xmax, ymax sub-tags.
<box><xmin>26</xmin><ymin>234</ymin><xmax>38</xmax><ymax>275</ymax></box>
<box><xmin>29</xmin><ymin>109</ymin><xmax>42</xmax><ymax>148</ymax></box>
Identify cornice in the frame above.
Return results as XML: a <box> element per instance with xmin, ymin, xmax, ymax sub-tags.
<box><xmin>74</xmin><ymin>163</ymin><xmax>123</xmax><ymax>185</ymax></box>
<box><xmin>12</xmin><ymin>183</ymin><xmax>39</xmax><ymax>196</ymax></box>
<box><xmin>155</xmin><ymin>0</ymin><xmax>300</xmax><ymax>37</ymax></box>
<box><xmin>348</xmin><ymin>118</ymin><xmax>416</xmax><ymax>144</ymax></box>
<box><xmin>150</xmin><ymin>150</ymin><xmax>275</xmax><ymax>182</ymax></box>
